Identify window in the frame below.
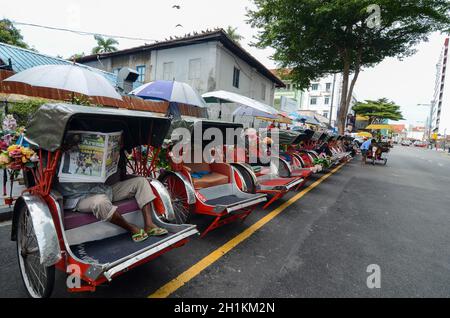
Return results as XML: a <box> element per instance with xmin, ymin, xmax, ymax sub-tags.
<box><xmin>326</xmin><ymin>83</ymin><xmax>332</xmax><ymax>91</ymax></box>
<box><xmin>311</xmin><ymin>83</ymin><xmax>319</xmax><ymax>91</ymax></box>
<box><xmin>188</xmin><ymin>58</ymin><xmax>201</xmax><ymax>80</ymax></box>
<box><xmin>310</xmin><ymin>97</ymin><xmax>317</xmax><ymax>105</ymax></box>
<box><xmin>324</xmin><ymin>97</ymin><xmax>330</xmax><ymax>105</ymax></box>
<box><xmin>136</xmin><ymin>65</ymin><xmax>146</xmax><ymax>83</ymax></box>
<box><xmin>261</xmin><ymin>83</ymin><xmax>266</xmax><ymax>100</ymax></box>
<box><xmin>323</xmin><ymin>111</ymin><xmax>329</xmax><ymax>118</ymax></box>
<box><xmin>163</xmin><ymin>62</ymin><xmax>174</xmax><ymax>80</ymax></box>
<box><xmin>233</xmin><ymin>67</ymin><xmax>240</xmax><ymax>88</ymax></box>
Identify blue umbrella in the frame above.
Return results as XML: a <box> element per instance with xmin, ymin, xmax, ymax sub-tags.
<box><xmin>130</xmin><ymin>80</ymin><xmax>206</xmax><ymax>108</ymax></box>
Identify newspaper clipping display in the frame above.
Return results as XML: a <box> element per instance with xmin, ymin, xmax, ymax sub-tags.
<box><xmin>58</xmin><ymin>131</ymin><xmax>122</xmax><ymax>183</ymax></box>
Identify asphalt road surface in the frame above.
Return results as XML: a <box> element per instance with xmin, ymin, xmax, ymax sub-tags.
<box><xmin>1</xmin><ymin>146</ymin><xmax>450</xmax><ymax>298</ymax></box>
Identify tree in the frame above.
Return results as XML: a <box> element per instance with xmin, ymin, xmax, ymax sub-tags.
<box><xmin>69</xmin><ymin>52</ymin><xmax>85</xmax><ymax>61</ymax></box>
<box><xmin>352</xmin><ymin>98</ymin><xmax>404</xmax><ymax>124</ymax></box>
<box><xmin>0</xmin><ymin>19</ymin><xmax>28</xmax><ymax>48</ymax></box>
<box><xmin>225</xmin><ymin>26</ymin><xmax>244</xmax><ymax>43</ymax></box>
<box><xmin>91</xmin><ymin>35</ymin><xmax>119</xmax><ymax>54</ymax></box>
<box><xmin>248</xmin><ymin>0</ymin><xmax>450</xmax><ymax>133</ymax></box>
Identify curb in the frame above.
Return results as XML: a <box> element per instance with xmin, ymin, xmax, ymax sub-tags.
<box><xmin>0</xmin><ymin>207</ymin><xmax>13</xmax><ymax>222</ymax></box>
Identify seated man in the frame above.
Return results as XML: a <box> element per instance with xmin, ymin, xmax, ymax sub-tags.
<box><xmin>56</xmin><ymin>132</ymin><xmax>167</xmax><ymax>243</ymax></box>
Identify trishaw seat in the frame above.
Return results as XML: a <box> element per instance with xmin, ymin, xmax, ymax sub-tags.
<box><xmin>64</xmin><ymin>198</ymin><xmax>139</xmax><ymax>230</ymax></box>
<box><xmin>290</xmin><ymin>169</ymin><xmax>313</xmax><ymax>178</ymax></box>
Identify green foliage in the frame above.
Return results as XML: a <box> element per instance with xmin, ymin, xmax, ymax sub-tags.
<box><xmin>69</xmin><ymin>52</ymin><xmax>85</xmax><ymax>61</ymax></box>
<box><xmin>352</xmin><ymin>98</ymin><xmax>404</xmax><ymax>124</ymax></box>
<box><xmin>313</xmin><ymin>157</ymin><xmax>331</xmax><ymax>168</ymax></box>
<box><xmin>156</xmin><ymin>147</ymin><xmax>172</xmax><ymax>171</ymax></box>
<box><xmin>225</xmin><ymin>26</ymin><xmax>244</xmax><ymax>43</ymax></box>
<box><xmin>92</xmin><ymin>35</ymin><xmax>119</xmax><ymax>54</ymax></box>
<box><xmin>0</xmin><ymin>19</ymin><xmax>28</xmax><ymax>48</ymax></box>
<box><xmin>8</xmin><ymin>99</ymin><xmax>47</xmax><ymax>127</ymax></box>
<box><xmin>248</xmin><ymin>0</ymin><xmax>450</xmax><ymax>132</ymax></box>
<box><xmin>70</xmin><ymin>95</ymin><xmax>92</xmax><ymax>106</ymax></box>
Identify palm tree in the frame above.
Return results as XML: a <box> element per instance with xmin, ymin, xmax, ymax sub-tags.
<box><xmin>225</xmin><ymin>26</ymin><xmax>244</xmax><ymax>44</ymax></box>
<box><xmin>91</xmin><ymin>35</ymin><xmax>119</xmax><ymax>54</ymax></box>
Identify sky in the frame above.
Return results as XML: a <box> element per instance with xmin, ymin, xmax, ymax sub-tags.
<box><xmin>1</xmin><ymin>0</ymin><xmax>447</xmax><ymax>126</ymax></box>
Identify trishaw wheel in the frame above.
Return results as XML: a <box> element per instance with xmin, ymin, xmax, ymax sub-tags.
<box><xmin>16</xmin><ymin>205</ymin><xmax>55</xmax><ymax>298</ymax></box>
<box><xmin>161</xmin><ymin>174</ymin><xmax>193</xmax><ymax>224</ymax></box>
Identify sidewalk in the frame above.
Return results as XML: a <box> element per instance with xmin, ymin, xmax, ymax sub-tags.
<box><xmin>0</xmin><ymin>170</ymin><xmax>25</xmax><ymax>222</ymax></box>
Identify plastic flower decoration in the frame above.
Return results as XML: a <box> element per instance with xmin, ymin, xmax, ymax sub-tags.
<box><xmin>2</xmin><ymin>115</ymin><xmax>17</xmax><ymax>131</ymax></box>
<box><xmin>0</xmin><ymin>116</ymin><xmax>39</xmax><ymax>170</ymax></box>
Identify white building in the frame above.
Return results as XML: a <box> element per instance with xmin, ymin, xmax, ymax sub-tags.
<box><xmin>430</xmin><ymin>37</ymin><xmax>450</xmax><ymax>136</ymax></box>
<box><xmin>77</xmin><ymin>29</ymin><xmax>285</xmax><ymax>121</ymax></box>
<box><xmin>300</xmin><ymin>73</ymin><xmax>345</xmax><ymax>126</ymax></box>
<box><xmin>273</xmin><ymin>71</ymin><xmax>356</xmax><ymax>128</ymax></box>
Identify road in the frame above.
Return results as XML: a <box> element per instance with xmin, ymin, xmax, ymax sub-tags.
<box><xmin>1</xmin><ymin>146</ymin><xmax>450</xmax><ymax>298</ymax></box>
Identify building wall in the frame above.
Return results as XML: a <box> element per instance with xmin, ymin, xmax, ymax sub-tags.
<box><xmin>79</xmin><ymin>40</ymin><xmax>280</xmax><ymax>126</ymax></box>
<box><xmin>300</xmin><ymin>74</ymin><xmax>343</xmax><ymax>125</ymax></box>
<box><xmin>431</xmin><ymin>37</ymin><xmax>450</xmax><ymax>136</ymax></box>
<box><xmin>274</xmin><ymin>80</ymin><xmax>303</xmax><ymax>111</ymax></box>
<box><xmin>214</xmin><ymin>43</ymin><xmax>275</xmax><ymax>105</ymax></box>
<box><xmin>82</xmin><ymin>51</ymin><xmax>152</xmax><ymax>83</ymax></box>
<box><xmin>150</xmin><ymin>42</ymin><xmax>217</xmax><ymax>93</ymax></box>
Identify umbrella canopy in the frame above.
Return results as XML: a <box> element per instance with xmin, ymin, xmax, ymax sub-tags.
<box><xmin>366</xmin><ymin>124</ymin><xmax>393</xmax><ymax>130</ymax></box>
<box><xmin>4</xmin><ymin>64</ymin><xmax>122</xmax><ymax>100</ymax></box>
<box><xmin>202</xmin><ymin>90</ymin><xmax>279</xmax><ymax>118</ymax></box>
<box><xmin>233</xmin><ymin>106</ymin><xmax>278</xmax><ymax>119</ymax></box>
<box><xmin>357</xmin><ymin>131</ymin><xmax>373</xmax><ymax>138</ymax></box>
<box><xmin>131</xmin><ymin>80</ymin><xmax>206</xmax><ymax>108</ymax></box>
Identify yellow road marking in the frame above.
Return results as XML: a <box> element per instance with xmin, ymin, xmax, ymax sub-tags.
<box><xmin>148</xmin><ymin>163</ymin><xmax>346</xmax><ymax>298</ymax></box>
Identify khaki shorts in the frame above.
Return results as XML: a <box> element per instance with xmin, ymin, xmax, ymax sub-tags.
<box><xmin>76</xmin><ymin>177</ymin><xmax>156</xmax><ymax>221</ymax></box>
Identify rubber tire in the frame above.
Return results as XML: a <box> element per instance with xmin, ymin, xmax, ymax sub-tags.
<box><xmin>16</xmin><ymin>205</ymin><xmax>55</xmax><ymax>298</ymax></box>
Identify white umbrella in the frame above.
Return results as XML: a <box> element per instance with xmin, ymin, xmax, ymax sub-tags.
<box><xmin>202</xmin><ymin>90</ymin><xmax>279</xmax><ymax>118</ymax></box>
<box><xmin>4</xmin><ymin>64</ymin><xmax>122</xmax><ymax>100</ymax></box>
<box><xmin>232</xmin><ymin>105</ymin><xmax>278</xmax><ymax>119</ymax></box>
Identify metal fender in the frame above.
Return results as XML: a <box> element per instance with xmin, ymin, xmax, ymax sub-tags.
<box><xmin>230</xmin><ymin>163</ymin><xmax>259</xmax><ymax>187</ymax></box>
<box><xmin>11</xmin><ymin>195</ymin><xmax>62</xmax><ymax>267</ymax></box>
<box><xmin>148</xmin><ymin>179</ymin><xmax>176</xmax><ymax>222</ymax></box>
<box><xmin>158</xmin><ymin>171</ymin><xmax>196</xmax><ymax>205</ymax></box>
<box><xmin>270</xmin><ymin>157</ymin><xmax>292</xmax><ymax>178</ymax></box>
<box><xmin>231</xmin><ymin>166</ymin><xmax>248</xmax><ymax>192</ymax></box>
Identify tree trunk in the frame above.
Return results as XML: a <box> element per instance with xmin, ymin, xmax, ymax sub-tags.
<box><xmin>338</xmin><ymin>48</ymin><xmax>362</xmax><ymax>135</ymax></box>
<box><xmin>337</xmin><ymin>61</ymin><xmax>350</xmax><ymax>134</ymax></box>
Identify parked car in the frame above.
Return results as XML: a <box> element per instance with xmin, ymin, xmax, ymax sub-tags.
<box><xmin>401</xmin><ymin>140</ymin><xmax>412</xmax><ymax>146</ymax></box>
<box><xmin>413</xmin><ymin>140</ymin><xmax>427</xmax><ymax>148</ymax></box>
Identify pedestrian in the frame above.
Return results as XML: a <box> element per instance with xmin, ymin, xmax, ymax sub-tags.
<box><xmin>360</xmin><ymin>137</ymin><xmax>372</xmax><ymax>165</ymax></box>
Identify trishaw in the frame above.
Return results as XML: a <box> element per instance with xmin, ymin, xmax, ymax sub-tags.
<box><xmin>326</xmin><ymin>135</ymin><xmax>351</xmax><ymax>165</ymax></box>
<box><xmin>11</xmin><ymin>103</ymin><xmax>198</xmax><ymax>298</ymax></box>
<box><xmin>261</xmin><ymin>129</ymin><xmax>314</xmax><ymax>184</ymax></box>
<box><xmin>230</xmin><ymin>128</ymin><xmax>306</xmax><ymax>209</ymax></box>
<box><xmin>158</xmin><ymin>118</ymin><xmax>267</xmax><ymax>238</ymax></box>
<box><xmin>291</xmin><ymin>129</ymin><xmax>326</xmax><ymax>172</ymax></box>
<box><xmin>366</xmin><ymin>141</ymin><xmax>389</xmax><ymax>165</ymax></box>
